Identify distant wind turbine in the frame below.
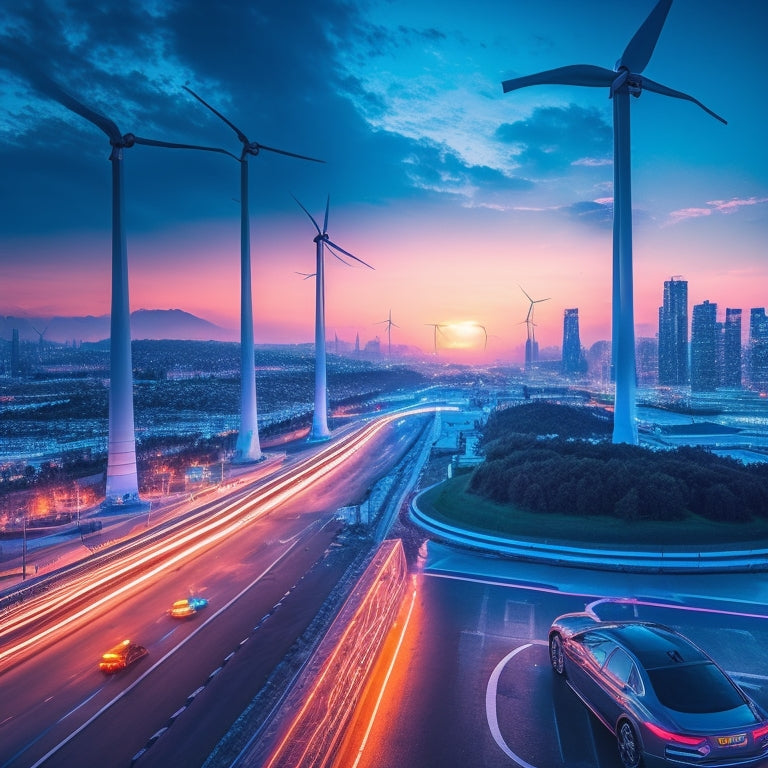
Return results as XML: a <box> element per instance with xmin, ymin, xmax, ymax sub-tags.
<box><xmin>293</xmin><ymin>195</ymin><xmax>373</xmax><ymax>441</ymax></box>
<box><xmin>475</xmin><ymin>323</ymin><xmax>488</xmax><ymax>352</ymax></box>
<box><xmin>6</xmin><ymin>52</ymin><xmax>236</xmax><ymax>507</ymax></box>
<box><xmin>31</xmin><ymin>323</ymin><xmax>49</xmax><ymax>362</ymax></box>
<box><xmin>424</xmin><ymin>323</ymin><xmax>445</xmax><ymax>355</ymax></box>
<box><xmin>519</xmin><ymin>286</ymin><xmax>549</xmax><ymax>369</ymax></box>
<box><xmin>502</xmin><ymin>0</ymin><xmax>725</xmax><ymax>443</ymax></box>
<box><xmin>184</xmin><ymin>86</ymin><xmax>324</xmax><ymax>461</ymax></box>
<box><xmin>377</xmin><ymin>309</ymin><xmax>399</xmax><ymax>360</ymax></box>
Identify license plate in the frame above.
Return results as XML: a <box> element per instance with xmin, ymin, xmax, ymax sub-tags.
<box><xmin>717</xmin><ymin>733</ymin><xmax>747</xmax><ymax>747</ymax></box>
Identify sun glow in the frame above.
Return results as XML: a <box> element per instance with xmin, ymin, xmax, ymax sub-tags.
<box><xmin>440</xmin><ymin>321</ymin><xmax>487</xmax><ymax>350</ymax></box>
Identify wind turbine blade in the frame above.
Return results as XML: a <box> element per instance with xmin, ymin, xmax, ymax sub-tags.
<box><xmin>257</xmin><ymin>143</ymin><xmax>325</xmax><ymax>163</ymax></box>
<box><xmin>519</xmin><ymin>285</ymin><xmax>534</xmax><ymax>303</ymax></box>
<box><xmin>502</xmin><ymin>65</ymin><xmax>615</xmax><ymax>93</ymax></box>
<box><xmin>291</xmin><ymin>194</ymin><xmax>322</xmax><ymax>235</ymax></box>
<box><xmin>132</xmin><ymin>135</ymin><xmax>239</xmax><ymax>160</ymax></box>
<box><xmin>17</xmin><ymin>66</ymin><xmax>122</xmax><ymax>141</ymax></box>
<box><xmin>323</xmin><ymin>195</ymin><xmax>330</xmax><ymax>235</ymax></box>
<box><xmin>46</xmin><ymin>87</ymin><xmax>122</xmax><ymax>142</ymax></box>
<box><xmin>618</xmin><ymin>0</ymin><xmax>673</xmax><ymax>73</ymax></box>
<box><xmin>639</xmin><ymin>76</ymin><xmax>727</xmax><ymax>124</ymax></box>
<box><xmin>324</xmin><ymin>244</ymin><xmax>352</xmax><ymax>267</ymax></box>
<box><xmin>0</xmin><ymin>41</ymin><xmax>123</xmax><ymax>141</ymax></box>
<box><xmin>183</xmin><ymin>85</ymin><xmax>249</xmax><ymax>144</ymax></box>
<box><xmin>325</xmin><ymin>240</ymin><xmax>375</xmax><ymax>270</ymax></box>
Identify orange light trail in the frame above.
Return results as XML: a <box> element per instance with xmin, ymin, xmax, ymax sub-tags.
<box><xmin>0</xmin><ymin>407</ymin><xmax>448</xmax><ymax>672</ymax></box>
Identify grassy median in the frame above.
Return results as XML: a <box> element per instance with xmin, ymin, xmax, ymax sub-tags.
<box><xmin>420</xmin><ymin>473</ymin><xmax>768</xmax><ymax>551</ymax></box>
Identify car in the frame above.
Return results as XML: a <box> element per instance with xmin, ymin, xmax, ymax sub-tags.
<box><xmin>548</xmin><ymin>612</ymin><xmax>768</xmax><ymax>768</ymax></box>
<box><xmin>169</xmin><ymin>596</ymin><xmax>208</xmax><ymax>618</ymax></box>
<box><xmin>99</xmin><ymin>639</ymin><xmax>148</xmax><ymax>674</ymax></box>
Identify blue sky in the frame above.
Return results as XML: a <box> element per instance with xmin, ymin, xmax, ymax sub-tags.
<box><xmin>1</xmin><ymin>0</ymin><xmax>766</xmax><ymax>360</ymax></box>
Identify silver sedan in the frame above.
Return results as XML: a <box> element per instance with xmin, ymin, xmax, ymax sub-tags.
<box><xmin>548</xmin><ymin>612</ymin><xmax>768</xmax><ymax>767</ymax></box>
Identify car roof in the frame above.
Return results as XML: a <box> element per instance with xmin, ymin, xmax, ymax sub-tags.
<box><xmin>593</xmin><ymin>623</ymin><xmax>709</xmax><ymax>670</ymax></box>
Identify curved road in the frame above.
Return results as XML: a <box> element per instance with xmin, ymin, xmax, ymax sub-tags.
<box><xmin>0</xmin><ymin>410</ymin><xmax>432</xmax><ymax>768</ymax></box>
<box><xmin>336</xmin><ymin>542</ymin><xmax>768</xmax><ymax>768</ymax></box>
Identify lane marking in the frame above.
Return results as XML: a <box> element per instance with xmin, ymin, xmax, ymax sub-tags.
<box><xmin>426</xmin><ymin>571</ymin><xmax>768</xmax><ymax>620</ymax></box>
<box><xmin>26</xmin><ymin>518</ymin><xmax>324</xmax><ymax>768</ymax></box>
<box><xmin>485</xmin><ymin>642</ymin><xmax>547</xmax><ymax>768</ymax></box>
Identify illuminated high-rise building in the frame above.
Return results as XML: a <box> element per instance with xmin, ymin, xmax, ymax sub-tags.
<box><xmin>749</xmin><ymin>308</ymin><xmax>768</xmax><ymax>391</ymax></box>
<box><xmin>691</xmin><ymin>300</ymin><xmax>718</xmax><ymax>392</ymax></box>
<box><xmin>722</xmin><ymin>308</ymin><xmax>742</xmax><ymax>388</ymax></box>
<box><xmin>658</xmin><ymin>277</ymin><xmax>688</xmax><ymax>386</ymax></box>
<box><xmin>561</xmin><ymin>308</ymin><xmax>584</xmax><ymax>376</ymax></box>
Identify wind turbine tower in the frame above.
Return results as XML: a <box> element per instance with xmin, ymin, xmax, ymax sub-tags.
<box><xmin>184</xmin><ymin>87</ymin><xmax>323</xmax><ymax>461</ymax></box>
<box><xmin>502</xmin><ymin>0</ymin><xmax>725</xmax><ymax>443</ymax></box>
<box><xmin>520</xmin><ymin>287</ymin><xmax>549</xmax><ymax>369</ymax></box>
<box><xmin>294</xmin><ymin>195</ymin><xmax>373</xmax><ymax>441</ymax></box>
<box><xmin>9</xmin><ymin>56</ymin><xmax>235</xmax><ymax>507</ymax></box>
<box><xmin>377</xmin><ymin>310</ymin><xmax>399</xmax><ymax>359</ymax></box>
<box><xmin>425</xmin><ymin>323</ymin><xmax>445</xmax><ymax>355</ymax></box>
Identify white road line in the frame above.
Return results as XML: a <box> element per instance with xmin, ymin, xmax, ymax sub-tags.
<box><xmin>485</xmin><ymin>642</ymin><xmax>547</xmax><ymax>768</ymax></box>
<box><xmin>27</xmin><ymin>521</ymin><xmax>320</xmax><ymax>768</ymax></box>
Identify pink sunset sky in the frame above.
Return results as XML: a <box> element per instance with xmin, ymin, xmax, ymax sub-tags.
<box><xmin>1</xmin><ymin>1</ymin><xmax>766</xmax><ymax>364</ymax></box>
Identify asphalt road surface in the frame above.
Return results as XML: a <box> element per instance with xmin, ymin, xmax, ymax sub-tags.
<box><xmin>339</xmin><ymin>542</ymin><xmax>768</xmax><ymax>768</ymax></box>
<box><xmin>0</xmin><ymin>413</ymin><xmax>431</xmax><ymax>768</ymax></box>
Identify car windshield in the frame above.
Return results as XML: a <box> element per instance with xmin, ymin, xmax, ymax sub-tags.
<box><xmin>648</xmin><ymin>662</ymin><xmax>744</xmax><ymax>713</ymax></box>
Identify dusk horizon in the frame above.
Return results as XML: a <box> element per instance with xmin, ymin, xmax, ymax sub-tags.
<box><xmin>1</xmin><ymin>1</ymin><xmax>766</xmax><ymax>365</ymax></box>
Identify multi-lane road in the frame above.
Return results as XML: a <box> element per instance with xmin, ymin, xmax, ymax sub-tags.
<box><xmin>337</xmin><ymin>542</ymin><xmax>768</xmax><ymax>768</ymax></box>
<box><xmin>6</xmin><ymin>402</ymin><xmax>768</xmax><ymax>768</ymax></box>
<box><xmin>0</xmin><ymin>410</ymin><xmax>433</xmax><ymax>768</ymax></box>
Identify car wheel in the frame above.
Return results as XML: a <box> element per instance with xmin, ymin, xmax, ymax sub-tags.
<box><xmin>549</xmin><ymin>632</ymin><xmax>566</xmax><ymax>676</ymax></box>
<box><xmin>617</xmin><ymin>719</ymin><xmax>643</xmax><ymax>768</ymax></box>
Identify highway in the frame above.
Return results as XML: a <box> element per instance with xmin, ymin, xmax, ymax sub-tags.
<box><xmin>338</xmin><ymin>542</ymin><xmax>768</xmax><ymax>768</ymax></box>
<box><xmin>0</xmin><ymin>409</ymin><xmax>433</xmax><ymax>768</ymax></box>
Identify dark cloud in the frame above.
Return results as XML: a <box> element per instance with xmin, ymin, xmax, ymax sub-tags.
<box><xmin>496</xmin><ymin>104</ymin><xmax>611</xmax><ymax>173</ymax></box>
<box><xmin>400</xmin><ymin>139</ymin><xmax>533</xmax><ymax>206</ymax></box>
<box><xmin>0</xmin><ymin>0</ymin><xmax>432</xmax><ymax>238</ymax></box>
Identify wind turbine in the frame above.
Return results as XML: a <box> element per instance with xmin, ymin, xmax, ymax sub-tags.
<box><xmin>31</xmin><ymin>323</ymin><xmax>49</xmax><ymax>363</ymax></box>
<box><xmin>502</xmin><ymin>0</ymin><xmax>725</xmax><ymax>443</ymax></box>
<box><xmin>8</xmin><ymin>56</ymin><xmax>236</xmax><ymax>508</ymax></box>
<box><xmin>475</xmin><ymin>323</ymin><xmax>488</xmax><ymax>352</ymax></box>
<box><xmin>377</xmin><ymin>309</ymin><xmax>399</xmax><ymax>360</ymax></box>
<box><xmin>520</xmin><ymin>287</ymin><xmax>549</xmax><ymax>369</ymax></box>
<box><xmin>293</xmin><ymin>195</ymin><xmax>373</xmax><ymax>441</ymax></box>
<box><xmin>424</xmin><ymin>323</ymin><xmax>445</xmax><ymax>355</ymax></box>
<box><xmin>184</xmin><ymin>87</ymin><xmax>324</xmax><ymax>460</ymax></box>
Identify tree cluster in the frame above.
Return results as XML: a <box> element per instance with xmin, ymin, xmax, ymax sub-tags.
<box><xmin>470</xmin><ymin>403</ymin><xmax>768</xmax><ymax>523</ymax></box>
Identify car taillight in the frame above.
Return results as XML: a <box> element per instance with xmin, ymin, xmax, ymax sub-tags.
<box><xmin>645</xmin><ymin>722</ymin><xmax>708</xmax><ymax>747</ymax></box>
<box><xmin>753</xmin><ymin>724</ymin><xmax>768</xmax><ymax>740</ymax></box>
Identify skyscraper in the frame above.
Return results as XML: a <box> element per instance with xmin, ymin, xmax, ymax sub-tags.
<box><xmin>722</xmin><ymin>308</ymin><xmax>742</xmax><ymax>388</ymax></box>
<box><xmin>749</xmin><ymin>308</ymin><xmax>768</xmax><ymax>391</ymax></box>
<box><xmin>691</xmin><ymin>300</ymin><xmax>718</xmax><ymax>392</ymax></box>
<box><xmin>658</xmin><ymin>277</ymin><xmax>688</xmax><ymax>386</ymax></box>
<box><xmin>561</xmin><ymin>308</ymin><xmax>583</xmax><ymax>376</ymax></box>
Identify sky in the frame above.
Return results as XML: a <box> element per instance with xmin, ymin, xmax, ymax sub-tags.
<box><xmin>1</xmin><ymin>0</ymin><xmax>766</xmax><ymax>364</ymax></box>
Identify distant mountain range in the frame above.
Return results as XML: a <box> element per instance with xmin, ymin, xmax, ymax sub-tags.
<box><xmin>1</xmin><ymin>309</ymin><xmax>237</xmax><ymax>344</ymax></box>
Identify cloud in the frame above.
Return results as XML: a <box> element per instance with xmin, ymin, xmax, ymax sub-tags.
<box><xmin>667</xmin><ymin>196</ymin><xmax>768</xmax><ymax>224</ymax></box>
<box><xmin>495</xmin><ymin>104</ymin><xmax>611</xmax><ymax>174</ymax></box>
<box><xmin>565</xmin><ymin>199</ymin><xmax>613</xmax><ymax>227</ymax></box>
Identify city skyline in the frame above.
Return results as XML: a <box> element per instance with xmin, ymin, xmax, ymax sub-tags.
<box><xmin>1</xmin><ymin>1</ymin><xmax>767</xmax><ymax>363</ymax></box>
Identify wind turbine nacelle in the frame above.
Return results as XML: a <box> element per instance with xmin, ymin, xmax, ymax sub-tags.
<box><xmin>112</xmin><ymin>132</ymin><xmax>136</xmax><ymax>148</ymax></box>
